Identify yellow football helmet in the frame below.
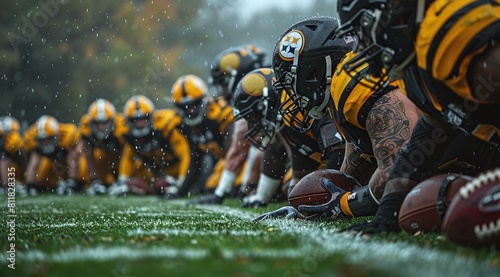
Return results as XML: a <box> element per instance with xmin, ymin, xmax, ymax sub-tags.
<box><xmin>35</xmin><ymin>115</ymin><xmax>59</xmax><ymax>155</ymax></box>
<box><xmin>0</xmin><ymin>116</ymin><xmax>21</xmax><ymax>135</ymax></box>
<box><xmin>88</xmin><ymin>98</ymin><xmax>117</xmax><ymax>140</ymax></box>
<box><xmin>209</xmin><ymin>45</ymin><xmax>269</xmax><ymax>101</ymax></box>
<box><xmin>171</xmin><ymin>74</ymin><xmax>208</xmax><ymax>126</ymax></box>
<box><xmin>123</xmin><ymin>95</ymin><xmax>155</xmax><ymax>137</ymax></box>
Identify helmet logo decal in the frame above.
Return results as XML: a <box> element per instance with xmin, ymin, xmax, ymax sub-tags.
<box><xmin>278</xmin><ymin>30</ymin><xmax>305</xmax><ymax>61</ymax></box>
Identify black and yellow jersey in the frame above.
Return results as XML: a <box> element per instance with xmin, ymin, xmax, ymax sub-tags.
<box><xmin>120</xmin><ymin>109</ymin><xmax>190</xmax><ymax>178</ymax></box>
<box><xmin>405</xmin><ymin>0</ymin><xmax>500</xmax><ymax>144</ymax></box>
<box><xmin>23</xmin><ymin>122</ymin><xmax>80</xmax><ymax>160</ymax></box>
<box><xmin>0</xmin><ymin>130</ymin><xmax>23</xmax><ymax>160</ymax></box>
<box><xmin>281</xmin><ymin>115</ymin><xmax>342</xmax><ymax>166</ymax></box>
<box><xmin>180</xmin><ymin>97</ymin><xmax>234</xmax><ymax>159</ymax></box>
<box><xmin>79</xmin><ymin>113</ymin><xmax>126</xmax><ymax>153</ymax></box>
<box><xmin>331</xmin><ymin>51</ymin><xmax>398</xmax><ymax>159</ymax></box>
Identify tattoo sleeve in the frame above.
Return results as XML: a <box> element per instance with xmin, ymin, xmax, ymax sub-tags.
<box><xmin>366</xmin><ymin>91</ymin><xmax>419</xmax><ymax>199</ymax></box>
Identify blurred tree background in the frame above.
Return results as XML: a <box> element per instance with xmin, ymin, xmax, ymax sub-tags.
<box><xmin>0</xmin><ymin>0</ymin><xmax>336</xmax><ymax>128</ymax></box>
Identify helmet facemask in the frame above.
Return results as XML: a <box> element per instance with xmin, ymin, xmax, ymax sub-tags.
<box><xmin>235</xmin><ymin>87</ymin><xmax>283</xmax><ymax>151</ymax></box>
<box><xmin>336</xmin><ymin>0</ymin><xmax>427</xmax><ymax>90</ymax></box>
<box><xmin>90</xmin><ymin>120</ymin><xmax>115</xmax><ymax>140</ymax></box>
<box><xmin>176</xmin><ymin>98</ymin><xmax>207</xmax><ymax>127</ymax></box>
<box><xmin>37</xmin><ymin>136</ymin><xmax>58</xmax><ymax>155</ymax></box>
<box><xmin>88</xmin><ymin>98</ymin><xmax>116</xmax><ymax>141</ymax></box>
<box><xmin>273</xmin><ymin>16</ymin><xmax>352</xmax><ymax>133</ymax></box>
<box><xmin>123</xmin><ymin>95</ymin><xmax>155</xmax><ymax>138</ymax></box>
<box><xmin>127</xmin><ymin>116</ymin><xmax>152</xmax><ymax>138</ymax></box>
<box><xmin>275</xmin><ymin>53</ymin><xmax>333</xmax><ymax>133</ymax></box>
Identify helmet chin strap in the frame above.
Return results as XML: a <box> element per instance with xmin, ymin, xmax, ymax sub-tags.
<box><xmin>291</xmin><ymin>47</ymin><xmax>300</xmax><ymax>95</ymax></box>
<box><xmin>262</xmin><ymin>87</ymin><xmax>269</xmax><ymax>119</ymax></box>
<box><xmin>227</xmin><ymin>68</ymin><xmax>238</xmax><ymax>94</ymax></box>
<box><xmin>391</xmin><ymin>0</ymin><xmax>425</xmax><ymax>80</ymax></box>
<box><xmin>308</xmin><ymin>55</ymin><xmax>332</xmax><ymax>120</ymax></box>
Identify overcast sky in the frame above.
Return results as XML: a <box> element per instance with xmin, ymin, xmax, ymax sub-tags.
<box><xmin>237</xmin><ymin>0</ymin><xmax>313</xmax><ymax>19</ymax></box>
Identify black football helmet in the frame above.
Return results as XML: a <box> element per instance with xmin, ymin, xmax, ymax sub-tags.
<box><xmin>336</xmin><ymin>0</ymin><xmax>428</xmax><ymax>88</ymax></box>
<box><xmin>209</xmin><ymin>45</ymin><xmax>270</xmax><ymax>102</ymax></box>
<box><xmin>273</xmin><ymin>15</ymin><xmax>353</xmax><ymax>133</ymax></box>
<box><xmin>233</xmin><ymin>68</ymin><xmax>283</xmax><ymax>151</ymax></box>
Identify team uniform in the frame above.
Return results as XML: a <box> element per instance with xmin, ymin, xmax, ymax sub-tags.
<box><xmin>79</xmin><ymin>113</ymin><xmax>126</xmax><ymax>186</ymax></box>
<box><xmin>177</xmin><ymin>97</ymin><xmax>248</xmax><ymax>196</ymax></box>
<box><xmin>232</xmin><ymin>68</ymin><xmax>344</xmax><ymax>206</ymax></box>
<box><xmin>332</xmin><ymin>52</ymin><xmax>400</xmax><ymax>163</ymax></box>
<box><xmin>0</xmin><ymin>117</ymin><xmax>26</xmax><ymax>188</ymax></box>
<box><xmin>119</xmin><ymin>109</ymin><xmax>190</xmax><ymax>185</ymax></box>
<box><xmin>23</xmin><ymin>118</ymin><xmax>86</xmax><ymax>191</ymax></box>
<box><xmin>281</xmin><ymin>112</ymin><xmax>344</xmax><ymax>173</ymax></box>
<box><xmin>334</xmin><ymin>0</ymin><xmax>500</xmax><ymax>234</ymax></box>
<box><xmin>395</xmin><ymin>0</ymin><xmax>500</xmax><ymax>181</ymax></box>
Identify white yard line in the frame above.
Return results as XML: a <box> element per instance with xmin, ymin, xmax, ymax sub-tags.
<box><xmin>14</xmin><ymin>246</ymin><xmax>209</xmax><ymax>262</ymax></box>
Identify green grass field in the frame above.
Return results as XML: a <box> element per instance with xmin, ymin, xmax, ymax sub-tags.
<box><xmin>1</xmin><ymin>195</ymin><xmax>499</xmax><ymax>277</ymax></box>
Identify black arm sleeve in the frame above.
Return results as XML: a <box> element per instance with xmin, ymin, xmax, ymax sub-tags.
<box><xmin>261</xmin><ymin>141</ymin><xmax>288</xmax><ymax>180</ymax></box>
<box><xmin>177</xmin><ymin>146</ymin><xmax>204</xmax><ymax>197</ymax></box>
<box><xmin>390</xmin><ymin>116</ymin><xmax>457</xmax><ymax>182</ymax></box>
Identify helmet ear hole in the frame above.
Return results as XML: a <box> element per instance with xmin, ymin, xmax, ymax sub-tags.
<box><xmin>306</xmin><ymin>69</ymin><xmax>320</xmax><ymax>81</ymax></box>
<box><xmin>256</xmin><ymin>102</ymin><xmax>264</xmax><ymax>111</ymax></box>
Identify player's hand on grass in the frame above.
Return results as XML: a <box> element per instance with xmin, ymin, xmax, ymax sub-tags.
<box><xmin>252</xmin><ymin>206</ymin><xmax>305</xmax><ymax>221</ymax></box>
<box><xmin>297</xmin><ymin>177</ymin><xmax>349</xmax><ymax>221</ymax></box>
<box><xmin>342</xmin><ymin>194</ymin><xmax>403</xmax><ymax>236</ymax></box>
<box><xmin>342</xmin><ymin>214</ymin><xmax>401</xmax><ymax>236</ymax></box>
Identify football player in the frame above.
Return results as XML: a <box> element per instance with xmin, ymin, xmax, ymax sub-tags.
<box><xmin>169</xmin><ymin>74</ymin><xmax>249</xmax><ymax>202</ymax></box>
<box><xmin>108</xmin><ymin>95</ymin><xmax>190</xmax><ymax>196</ymax></box>
<box><xmin>23</xmin><ymin>115</ymin><xmax>86</xmax><ymax>195</ymax></box>
<box><xmin>78</xmin><ymin>98</ymin><xmax>126</xmax><ymax>195</ymax></box>
<box><xmin>0</xmin><ymin>116</ymin><xmax>27</xmax><ymax>195</ymax></box>
<box><xmin>254</xmin><ymin>16</ymin><xmax>420</xmax><ymax>220</ymax></box>
<box><xmin>185</xmin><ymin>47</ymin><xmax>270</xmax><ymax>205</ymax></box>
<box><xmin>233</xmin><ymin>68</ymin><xmax>346</xmax><ymax>207</ymax></box>
<box><xmin>335</xmin><ymin>0</ymin><xmax>500</xmax><ymax>234</ymax></box>
<box><xmin>209</xmin><ymin>44</ymin><xmax>270</xmax><ymax>103</ymax></box>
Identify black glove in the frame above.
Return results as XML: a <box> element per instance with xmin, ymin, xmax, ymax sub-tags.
<box><xmin>298</xmin><ymin>177</ymin><xmax>349</xmax><ymax>221</ymax></box>
<box><xmin>252</xmin><ymin>206</ymin><xmax>305</xmax><ymax>221</ymax></box>
<box><xmin>342</xmin><ymin>193</ymin><xmax>405</xmax><ymax>235</ymax></box>
<box><xmin>190</xmin><ymin>194</ymin><xmax>224</xmax><ymax>205</ymax></box>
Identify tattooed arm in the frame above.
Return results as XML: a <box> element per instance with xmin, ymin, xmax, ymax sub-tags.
<box><xmin>365</xmin><ymin>88</ymin><xmax>421</xmax><ymax>200</ymax></box>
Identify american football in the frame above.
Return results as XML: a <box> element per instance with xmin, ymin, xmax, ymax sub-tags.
<box><xmin>127</xmin><ymin>177</ymin><xmax>154</xmax><ymax>195</ymax></box>
<box><xmin>398</xmin><ymin>173</ymin><xmax>472</xmax><ymax>235</ymax></box>
<box><xmin>288</xmin><ymin>169</ymin><xmax>361</xmax><ymax>212</ymax></box>
<box><xmin>442</xmin><ymin>168</ymin><xmax>500</xmax><ymax>249</ymax></box>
